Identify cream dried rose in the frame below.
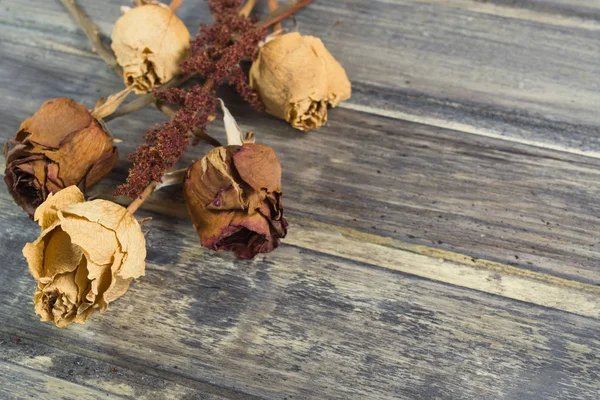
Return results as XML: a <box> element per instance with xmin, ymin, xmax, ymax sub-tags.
<box><xmin>22</xmin><ymin>186</ymin><xmax>146</xmax><ymax>328</ymax></box>
<box><xmin>249</xmin><ymin>32</ymin><xmax>351</xmax><ymax>131</ymax></box>
<box><xmin>111</xmin><ymin>3</ymin><xmax>190</xmax><ymax>93</ymax></box>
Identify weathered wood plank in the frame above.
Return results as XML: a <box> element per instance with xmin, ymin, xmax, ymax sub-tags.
<box><xmin>0</xmin><ymin>331</ymin><xmax>236</xmax><ymax>400</ymax></box>
<box><xmin>2</xmin><ymin>0</ymin><xmax>600</xmax><ymax>155</ymax></box>
<box><xmin>1</xmin><ymin>191</ymin><xmax>599</xmax><ymax>400</ymax></box>
<box><xmin>0</xmin><ymin>360</ymin><xmax>127</xmax><ymax>400</ymax></box>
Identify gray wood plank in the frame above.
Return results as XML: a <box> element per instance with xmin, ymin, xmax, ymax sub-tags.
<box><xmin>0</xmin><ymin>331</ymin><xmax>236</xmax><ymax>400</ymax></box>
<box><xmin>0</xmin><ymin>360</ymin><xmax>126</xmax><ymax>400</ymax></box>
<box><xmin>0</xmin><ymin>190</ymin><xmax>599</xmax><ymax>400</ymax></box>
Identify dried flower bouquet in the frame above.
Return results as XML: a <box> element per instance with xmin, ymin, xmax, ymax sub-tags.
<box><xmin>5</xmin><ymin>0</ymin><xmax>351</xmax><ymax>327</ymax></box>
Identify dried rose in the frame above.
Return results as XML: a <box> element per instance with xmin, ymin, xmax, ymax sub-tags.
<box><xmin>4</xmin><ymin>98</ymin><xmax>118</xmax><ymax>218</ymax></box>
<box><xmin>183</xmin><ymin>144</ymin><xmax>288</xmax><ymax>259</ymax></box>
<box><xmin>22</xmin><ymin>186</ymin><xmax>146</xmax><ymax>328</ymax></box>
<box><xmin>249</xmin><ymin>32</ymin><xmax>351</xmax><ymax>131</ymax></box>
<box><xmin>111</xmin><ymin>3</ymin><xmax>190</xmax><ymax>94</ymax></box>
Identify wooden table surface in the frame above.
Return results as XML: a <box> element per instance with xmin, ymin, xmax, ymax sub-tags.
<box><xmin>1</xmin><ymin>0</ymin><xmax>600</xmax><ymax>399</ymax></box>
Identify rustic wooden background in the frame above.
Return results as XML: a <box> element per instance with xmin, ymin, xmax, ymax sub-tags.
<box><xmin>1</xmin><ymin>0</ymin><xmax>600</xmax><ymax>399</ymax></box>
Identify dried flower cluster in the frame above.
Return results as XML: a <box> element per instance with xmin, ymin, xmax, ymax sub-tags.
<box><xmin>7</xmin><ymin>0</ymin><xmax>354</xmax><ymax>327</ymax></box>
<box><xmin>116</xmin><ymin>85</ymin><xmax>217</xmax><ymax>198</ymax></box>
<box><xmin>116</xmin><ymin>0</ymin><xmax>266</xmax><ymax>198</ymax></box>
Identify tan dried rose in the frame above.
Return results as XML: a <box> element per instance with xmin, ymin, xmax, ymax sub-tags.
<box><xmin>249</xmin><ymin>32</ymin><xmax>351</xmax><ymax>131</ymax></box>
<box><xmin>111</xmin><ymin>3</ymin><xmax>190</xmax><ymax>93</ymax></box>
<box><xmin>4</xmin><ymin>98</ymin><xmax>118</xmax><ymax>218</ymax></box>
<box><xmin>22</xmin><ymin>186</ymin><xmax>146</xmax><ymax>328</ymax></box>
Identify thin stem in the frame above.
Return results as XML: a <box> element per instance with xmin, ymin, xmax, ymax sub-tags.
<box><xmin>267</xmin><ymin>0</ymin><xmax>282</xmax><ymax>32</ymax></box>
<box><xmin>158</xmin><ymin>102</ymin><xmax>222</xmax><ymax>147</ymax></box>
<box><xmin>169</xmin><ymin>0</ymin><xmax>184</xmax><ymax>13</ymax></box>
<box><xmin>103</xmin><ymin>73</ymin><xmax>195</xmax><ymax>121</ymax></box>
<box><xmin>239</xmin><ymin>0</ymin><xmax>258</xmax><ymax>17</ymax></box>
<box><xmin>60</xmin><ymin>0</ymin><xmax>122</xmax><ymax>75</ymax></box>
<box><xmin>127</xmin><ymin>181</ymin><xmax>158</xmax><ymax>214</ymax></box>
<box><xmin>256</xmin><ymin>0</ymin><xmax>314</xmax><ymax>29</ymax></box>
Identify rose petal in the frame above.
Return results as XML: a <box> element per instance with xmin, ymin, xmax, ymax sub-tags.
<box><xmin>33</xmin><ymin>185</ymin><xmax>85</xmax><ymax>230</ymax></box>
<box><xmin>40</xmin><ymin>228</ymin><xmax>83</xmax><ymax>281</ymax></box>
<box><xmin>233</xmin><ymin>144</ymin><xmax>281</xmax><ymax>193</ymax></box>
<box><xmin>18</xmin><ymin>98</ymin><xmax>92</xmax><ymax>149</ymax></box>
<box><xmin>61</xmin><ymin>200</ymin><xmax>146</xmax><ymax>279</ymax></box>
<box><xmin>59</xmin><ymin>212</ymin><xmax>118</xmax><ymax>266</ymax></box>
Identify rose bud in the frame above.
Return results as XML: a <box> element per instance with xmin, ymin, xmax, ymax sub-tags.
<box><xmin>22</xmin><ymin>186</ymin><xmax>146</xmax><ymax>328</ymax></box>
<box><xmin>183</xmin><ymin>144</ymin><xmax>288</xmax><ymax>259</ymax></box>
<box><xmin>249</xmin><ymin>32</ymin><xmax>351</xmax><ymax>132</ymax></box>
<box><xmin>4</xmin><ymin>98</ymin><xmax>118</xmax><ymax>218</ymax></box>
<box><xmin>111</xmin><ymin>3</ymin><xmax>190</xmax><ymax>94</ymax></box>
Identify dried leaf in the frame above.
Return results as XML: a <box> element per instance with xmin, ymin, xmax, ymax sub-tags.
<box><xmin>219</xmin><ymin>99</ymin><xmax>243</xmax><ymax>146</ymax></box>
<box><xmin>90</xmin><ymin>86</ymin><xmax>134</xmax><ymax>120</ymax></box>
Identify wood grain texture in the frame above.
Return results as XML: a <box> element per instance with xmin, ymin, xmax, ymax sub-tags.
<box><xmin>0</xmin><ymin>189</ymin><xmax>599</xmax><ymax>400</ymax></box>
<box><xmin>0</xmin><ymin>360</ymin><xmax>126</xmax><ymax>400</ymax></box>
<box><xmin>1</xmin><ymin>0</ymin><xmax>600</xmax><ymax>399</ymax></box>
<box><xmin>0</xmin><ymin>331</ymin><xmax>233</xmax><ymax>400</ymax></box>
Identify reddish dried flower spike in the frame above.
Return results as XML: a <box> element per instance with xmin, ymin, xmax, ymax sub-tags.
<box><xmin>117</xmin><ymin>0</ymin><xmax>266</xmax><ymax>198</ymax></box>
<box><xmin>229</xmin><ymin>66</ymin><xmax>264</xmax><ymax>111</ymax></box>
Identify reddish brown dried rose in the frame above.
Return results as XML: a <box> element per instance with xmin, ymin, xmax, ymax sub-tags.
<box><xmin>4</xmin><ymin>98</ymin><xmax>118</xmax><ymax>217</ymax></box>
<box><xmin>183</xmin><ymin>143</ymin><xmax>287</xmax><ymax>259</ymax></box>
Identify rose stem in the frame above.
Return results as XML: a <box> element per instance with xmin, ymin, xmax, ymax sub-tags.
<box><xmin>255</xmin><ymin>0</ymin><xmax>313</xmax><ymax>29</ymax></box>
<box><xmin>126</xmin><ymin>181</ymin><xmax>158</xmax><ymax>214</ymax></box>
<box><xmin>240</xmin><ymin>0</ymin><xmax>257</xmax><ymax>17</ymax></box>
<box><xmin>102</xmin><ymin>0</ymin><xmax>314</xmax><ymax>120</ymax></box>
<box><xmin>60</xmin><ymin>0</ymin><xmax>122</xmax><ymax>75</ymax></box>
<box><xmin>267</xmin><ymin>0</ymin><xmax>282</xmax><ymax>32</ymax></box>
<box><xmin>169</xmin><ymin>0</ymin><xmax>184</xmax><ymax>13</ymax></box>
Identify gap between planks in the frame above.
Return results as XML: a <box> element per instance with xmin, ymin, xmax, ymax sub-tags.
<box><xmin>340</xmin><ymin>101</ymin><xmax>600</xmax><ymax>160</ymax></box>
<box><xmin>405</xmin><ymin>0</ymin><xmax>600</xmax><ymax>31</ymax></box>
<box><xmin>0</xmin><ymin>359</ymin><xmax>128</xmax><ymax>400</ymax></box>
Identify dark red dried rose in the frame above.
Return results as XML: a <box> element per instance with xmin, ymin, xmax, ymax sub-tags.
<box><xmin>4</xmin><ymin>98</ymin><xmax>118</xmax><ymax>217</ymax></box>
<box><xmin>183</xmin><ymin>143</ymin><xmax>287</xmax><ymax>259</ymax></box>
